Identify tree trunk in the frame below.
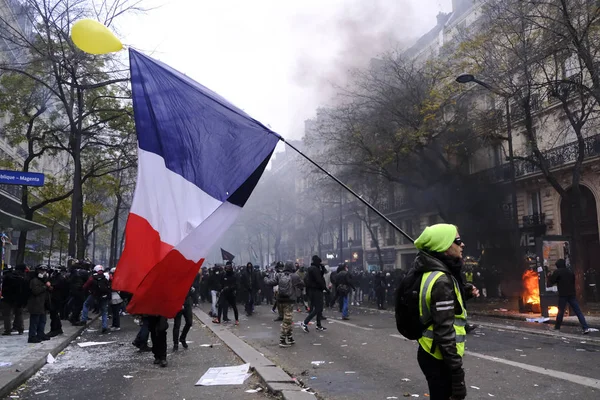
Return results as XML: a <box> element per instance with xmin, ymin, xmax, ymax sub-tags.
<box><xmin>109</xmin><ymin>194</ymin><xmax>122</xmax><ymax>268</ymax></box>
<box><xmin>47</xmin><ymin>222</ymin><xmax>56</xmax><ymax>266</ymax></box>
<box><xmin>16</xmin><ymin>230</ymin><xmax>28</xmax><ymax>265</ymax></box>
<box><xmin>68</xmin><ymin>133</ymin><xmax>82</xmax><ymax>258</ymax></box>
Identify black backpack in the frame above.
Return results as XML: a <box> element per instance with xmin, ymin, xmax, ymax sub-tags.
<box><xmin>394</xmin><ymin>267</ymin><xmax>430</xmax><ymax>340</ymax></box>
<box><xmin>94</xmin><ymin>274</ymin><xmax>111</xmax><ymax>298</ymax></box>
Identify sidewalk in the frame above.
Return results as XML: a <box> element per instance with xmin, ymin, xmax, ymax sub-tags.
<box><xmin>467</xmin><ymin>299</ymin><xmax>600</xmax><ymax>329</ymax></box>
<box><xmin>0</xmin><ymin>316</ymin><xmax>93</xmax><ymax>399</ymax></box>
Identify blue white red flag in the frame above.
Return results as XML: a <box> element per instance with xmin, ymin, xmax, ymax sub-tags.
<box><xmin>112</xmin><ymin>49</ymin><xmax>279</xmax><ymax>317</ymax></box>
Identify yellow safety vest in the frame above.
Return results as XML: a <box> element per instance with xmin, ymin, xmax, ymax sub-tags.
<box><xmin>465</xmin><ymin>272</ymin><xmax>474</xmax><ymax>283</ymax></box>
<box><xmin>417</xmin><ymin>271</ymin><xmax>467</xmax><ymax>360</ymax></box>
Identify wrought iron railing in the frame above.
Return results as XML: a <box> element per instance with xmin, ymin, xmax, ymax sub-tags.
<box><xmin>475</xmin><ymin>134</ymin><xmax>600</xmax><ymax>182</ymax></box>
<box><xmin>522</xmin><ymin>213</ymin><xmax>546</xmax><ymax>227</ymax></box>
<box><xmin>514</xmin><ymin>134</ymin><xmax>600</xmax><ymax>177</ymax></box>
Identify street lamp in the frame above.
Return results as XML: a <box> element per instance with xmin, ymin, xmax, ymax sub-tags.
<box><xmin>456</xmin><ymin>74</ymin><xmax>521</xmax><ymax>265</ymax></box>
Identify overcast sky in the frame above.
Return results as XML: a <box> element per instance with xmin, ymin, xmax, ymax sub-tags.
<box><xmin>119</xmin><ymin>0</ymin><xmax>451</xmax><ymax>142</ymax></box>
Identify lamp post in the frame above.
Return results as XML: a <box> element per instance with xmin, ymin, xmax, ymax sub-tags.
<box><xmin>456</xmin><ymin>74</ymin><xmax>521</xmax><ymax>263</ymax></box>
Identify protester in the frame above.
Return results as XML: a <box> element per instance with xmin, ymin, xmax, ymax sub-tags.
<box><xmin>108</xmin><ymin>268</ymin><xmax>123</xmax><ymax>331</ymax></box>
<box><xmin>148</xmin><ymin>315</ymin><xmax>168</xmax><ymax>367</ymax></box>
<box><xmin>335</xmin><ymin>263</ymin><xmax>355</xmax><ymax>320</ymax></box>
<box><xmin>549</xmin><ymin>259</ymin><xmax>598</xmax><ymax>334</ymax></box>
<box><xmin>173</xmin><ymin>286</ymin><xmax>194</xmax><ymax>350</ymax></box>
<box><xmin>27</xmin><ymin>265</ymin><xmax>51</xmax><ymax>343</ymax></box>
<box><xmin>2</xmin><ymin>264</ymin><xmax>28</xmax><ymax>336</ymax></box>
<box><xmin>213</xmin><ymin>261</ymin><xmax>239</xmax><ymax>325</ymax></box>
<box><xmin>301</xmin><ymin>255</ymin><xmax>328</xmax><ymax>333</ymax></box>
<box><xmin>265</xmin><ymin>261</ymin><xmax>305</xmax><ymax>347</ymax></box>
<box><xmin>80</xmin><ymin>265</ymin><xmax>111</xmax><ymax>333</ymax></box>
<box><xmin>412</xmin><ymin>223</ymin><xmax>479</xmax><ymax>400</ymax></box>
<box><xmin>207</xmin><ymin>266</ymin><xmax>222</xmax><ymax>317</ymax></box>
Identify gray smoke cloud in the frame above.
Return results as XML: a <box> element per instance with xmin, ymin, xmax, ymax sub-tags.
<box><xmin>290</xmin><ymin>0</ymin><xmax>425</xmax><ymax>119</ymax></box>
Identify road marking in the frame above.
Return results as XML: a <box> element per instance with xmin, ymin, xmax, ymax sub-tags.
<box><xmin>466</xmin><ymin>351</ymin><xmax>600</xmax><ymax>389</ymax></box>
<box><xmin>389</xmin><ymin>334</ymin><xmax>409</xmax><ymax>341</ymax></box>
<box><xmin>329</xmin><ymin>319</ymin><xmax>374</xmax><ymax>331</ymax></box>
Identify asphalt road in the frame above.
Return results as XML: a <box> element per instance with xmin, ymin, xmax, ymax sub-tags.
<box><xmin>200</xmin><ymin>302</ymin><xmax>600</xmax><ymax>400</ymax></box>
<box><xmin>6</xmin><ymin>314</ymin><xmax>274</xmax><ymax>400</ymax></box>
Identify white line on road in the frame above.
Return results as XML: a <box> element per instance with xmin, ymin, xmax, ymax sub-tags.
<box><xmin>466</xmin><ymin>351</ymin><xmax>600</xmax><ymax>389</ymax></box>
<box><xmin>329</xmin><ymin>319</ymin><xmax>374</xmax><ymax>331</ymax></box>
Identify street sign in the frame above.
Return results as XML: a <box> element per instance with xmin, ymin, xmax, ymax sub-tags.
<box><xmin>0</xmin><ymin>170</ymin><xmax>45</xmax><ymax>187</ymax></box>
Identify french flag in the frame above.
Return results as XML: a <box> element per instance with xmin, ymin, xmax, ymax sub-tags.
<box><xmin>112</xmin><ymin>49</ymin><xmax>279</xmax><ymax>318</ymax></box>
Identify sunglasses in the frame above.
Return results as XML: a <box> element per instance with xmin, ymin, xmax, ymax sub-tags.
<box><xmin>454</xmin><ymin>238</ymin><xmax>464</xmax><ymax>246</ymax></box>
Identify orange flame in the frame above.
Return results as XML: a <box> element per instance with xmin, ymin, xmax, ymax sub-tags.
<box><xmin>522</xmin><ymin>270</ymin><xmax>540</xmax><ymax>305</ymax></box>
<box><xmin>548</xmin><ymin>306</ymin><xmax>558</xmax><ymax>317</ymax></box>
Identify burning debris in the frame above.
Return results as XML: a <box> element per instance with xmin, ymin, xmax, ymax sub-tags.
<box><xmin>521</xmin><ymin>270</ymin><xmax>541</xmax><ymax>313</ymax></box>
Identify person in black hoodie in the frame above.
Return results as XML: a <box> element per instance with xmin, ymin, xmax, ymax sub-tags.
<box><xmin>548</xmin><ymin>259</ymin><xmax>596</xmax><ymax>334</ymax></box>
<box><xmin>242</xmin><ymin>262</ymin><xmax>258</xmax><ymax>316</ymax></box>
<box><xmin>207</xmin><ymin>266</ymin><xmax>222</xmax><ymax>317</ymax></box>
<box><xmin>1</xmin><ymin>264</ymin><xmax>29</xmax><ymax>335</ymax></box>
<box><xmin>213</xmin><ymin>262</ymin><xmax>239</xmax><ymax>325</ymax></box>
<box><xmin>173</xmin><ymin>285</ymin><xmax>194</xmax><ymax>350</ymax></box>
<box><xmin>336</xmin><ymin>263</ymin><xmax>356</xmax><ymax>320</ymax></box>
<box><xmin>301</xmin><ymin>255</ymin><xmax>328</xmax><ymax>333</ymax></box>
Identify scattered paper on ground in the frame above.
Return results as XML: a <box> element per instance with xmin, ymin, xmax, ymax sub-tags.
<box><xmin>345</xmin><ymin>371</ymin><xmax>356</xmax><ymax>374</ymax></box>
<box><xmin>526</xmin><ymin>317</ymin><xmax>549</xmax><ymax>323</ymax></box>
<box><xmin>123</xmin><ymin>375</ymin><xmax>133</xmax><ymax>378</ymax></box>
<box><xmin>245</xmin><ymin>388</ymin><xmax>263</xmax><ymax>393</ymax></box>
<box><xmin>0</xmin><ymin>362</ymin><xmax>12</xmax><ymax>367</ymax></box>
<box><xmin>200</xmin><ymin>344</ymin><xmax>213</xmax><ymax>347</ymax></box>
<box><xmin>46</xmin><ymin>354</ymin><xmax>55</xmax><ymax>364</ymax></box>
<box><xmin>34</xmin><ymin>390</ymin><xmax>49</xmax><ymax>395</ymax></box>
<box><xmin>471</xmin><ymin>386</ymin><xmax>480</xmax><ymax>390</ymax></box>
<box><xmin>488</xmin><ymin>394</ymin><xmax>495</xmax><ymax>397</ymax></box>
<box><xmin>77</xmin><ymin>341</ymin><xmax>116</xmax><ymax>348</ymax></box>
<box><xmin>313</xmin><ymin>343</ymin><xmax>321</xmax><ymax>346</ymax></box>
<box><xmin>311</xmin><ymin>361</ymin><xmax>325</xmax><ymax>366</ymax></box>
<box><xmin>401</xmin><ymin>378</ymin><xmax>410</xmax><ymax>382</ymax></box>
<box><xmin>195</xmin><ymin>363</ymin><xmax>251</xmax><ymax>386</ymax></box>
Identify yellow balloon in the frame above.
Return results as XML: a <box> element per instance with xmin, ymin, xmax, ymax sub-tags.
<box><xmin>71</xmin><ymin>19</ymin><xmax>123</xmax><ymax>55</ymax></box>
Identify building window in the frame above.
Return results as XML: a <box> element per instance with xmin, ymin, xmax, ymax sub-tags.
<box><xmin>353</xmin><ymin>221</ymin><xmax>362</xmax><ymax>242</ymax></box>
<box><xmin>529</xmin><ymin>191</ymin><xmax>542</xmax><ymax>215</ymax></box>
<box><xmin>493</xmin><ymin>144</ymin><xmax>503</xmax><ymax>166</ymax></box>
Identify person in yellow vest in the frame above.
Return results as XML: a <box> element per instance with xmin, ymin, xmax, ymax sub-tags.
<box><xmin>413</xmin><ymin>224</ymin><xmax>479</xmax><ymax>400</ymax></box>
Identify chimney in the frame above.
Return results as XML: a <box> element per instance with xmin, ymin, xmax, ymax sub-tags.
<box><xmin>436</xmin><ymin>12</ymin><xmax>448</xmax><ymax>26</ymax></box>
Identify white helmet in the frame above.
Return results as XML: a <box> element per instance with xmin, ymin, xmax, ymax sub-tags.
<box><xmin>110</xmin><ymin>267</ymin><xmax>116</xmax><ymax>274</ymax></box>
<box><xmin>93</xmin><ymin>265</ymin><xmax>104</xmax><ymax>273</ymax></box>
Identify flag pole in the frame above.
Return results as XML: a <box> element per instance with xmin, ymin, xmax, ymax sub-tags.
<box><xmin>278</xmin><ymin>137</ymin><xmax>414</xmax><ymax>243</ymax></box>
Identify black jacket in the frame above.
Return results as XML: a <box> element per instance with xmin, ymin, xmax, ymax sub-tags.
<box><xmin>207</xmin><ymin>271</ymin><xmax>222</xmax><ymax>292</ymax></box>
<box><xmin>548</xmin><ymin>267</ymin><xmax>576</xmax><ymax>297</ymax></box>
<box><xmin>220</xmin><ymin>270</ymin><xmax>237</xmax><ymax>295</ymax></box>
<box><xmin>335</xmin><ymin>270</ymin><xmax>356</xmax><ymax>290</ymax></box>
<box><xmin>27</xmin><ymin>276</ymin><xmax>49</xmax><ymax>315</ymax></box>
<box><xmin>305</xmin><ymin>263</ymin><xmax>327</xmax><ymax>292</ymax></box>
<box><xmin>414</xmin><ymin>251</ymin><xmax>467</xmax><ymax>373</ymax></box>
<box><xmin>1</xmin><ymin>270</ymin><xmax>29</xmax><ymax>306</ymax></box>
<box><xmin>242</xmin><ymin>266</ymin><xmax>259</xmax><ymax>291</ymax></box>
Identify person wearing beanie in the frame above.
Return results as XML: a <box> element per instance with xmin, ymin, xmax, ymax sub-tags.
<box><xmin>301</xmin><ymin>255</ymin><xmax>328</xmax><ymax>333</ymax></box>
<box><xmin>412</xmin><ymin>223</ymin><xmax>478</xmax><ymax>400</ymax></box>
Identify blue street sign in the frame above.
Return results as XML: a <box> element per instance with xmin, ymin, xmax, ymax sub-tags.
<box><xmin>0</xmin><ymin>170</ymin><xmax>45</xmax><ymax>187</ymax></box>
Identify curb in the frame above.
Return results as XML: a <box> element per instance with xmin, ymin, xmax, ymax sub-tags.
<box><xmin>193</xmin><ymin>309</ymin><xmax>316</xmax><ymax>400</ymax></box>
<box><xmin>0</xmin><ymin>317</ymin><xmax>97</xmax><ymax>399</ymax></box>
<box><xmin>355</xmin><ymin>304</ymin><xmax>599</xmax><ymax>329</ymax></box>
<box><xmin>469</xmin><ymin>310</ymin><xmax>600</xmax><ymax>329</ymax></box>
<box><xmin>354</xmin><ymin>306</ymin><xmax>600</xmax><ymax>343</ymax></box>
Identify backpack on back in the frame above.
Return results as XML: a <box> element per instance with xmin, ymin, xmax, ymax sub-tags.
<box><xmin>395</xmin><ymin>267</ymin><xmax>431</xmax><ymax>340</ymax></box>
<box><xmin>277</xmin><ymin>272</ymin><xmax>295</xmax><ymax>299</ymax></box>
<box><xmin>94</xmin><ymin>274</ymin><xmax>111</xmax><ymax>298</ymax></box>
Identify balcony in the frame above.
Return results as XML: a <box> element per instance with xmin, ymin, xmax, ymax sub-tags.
<box><xmin>522</xmin><ymin>213</ymin><xmax>546</xmax><ymax>227</ymax></box>
<box><xmin>475</xmin><ymin>134</ymin><xmax>600</xmax><ymax>182</ymax></box>
<box><xmin>514</xmin><ymin>134</ymin><xmax>600</xmax><ymax>177</ymax></box>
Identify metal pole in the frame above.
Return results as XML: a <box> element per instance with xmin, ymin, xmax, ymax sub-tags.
<box><xmin>279</xmin><ymin>138</ymin><xmax>414</xmax><ymax>243</ymax></box>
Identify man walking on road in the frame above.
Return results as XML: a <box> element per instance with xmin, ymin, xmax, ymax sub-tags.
<box><xmin>265</xmin><ymin>261</ymin><xmax>305</xmax><ymax>347</ymax></box>
<box><xmin>413</xmin><ymin>224</ymin><xmax>479</xmax><ymax>400</ymax></box>
<box><xmin>301</xmin><ymin>255</ymin><xmax>328</xmax><ymax>333</ymax></box>
<box><xmin>549</xmin><ymin>259</ymin><xmax>598</xmax><ymax>334</ymax></box>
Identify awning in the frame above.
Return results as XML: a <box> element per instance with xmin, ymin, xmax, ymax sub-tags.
<box><xmin>0</xmin><ymin>208</ymin><xmax>46</xmax><ymax>231</ymax></box>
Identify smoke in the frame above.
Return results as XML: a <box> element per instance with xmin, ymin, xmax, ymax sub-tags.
<box><xmin>289</xmin><ymin>0</ymin><xmax>427</xmax><ymax>119</ymax></box>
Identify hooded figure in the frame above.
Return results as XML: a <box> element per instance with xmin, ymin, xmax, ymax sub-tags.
<box><xmin>548</xmin><ymin>258</ymin><xmax>593</xmax><ymax>334</ymax></box>
<box><xmin>412</xmin><ymin>223</ymin><xmax>474</xmax><ymax>400</ymax></box>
